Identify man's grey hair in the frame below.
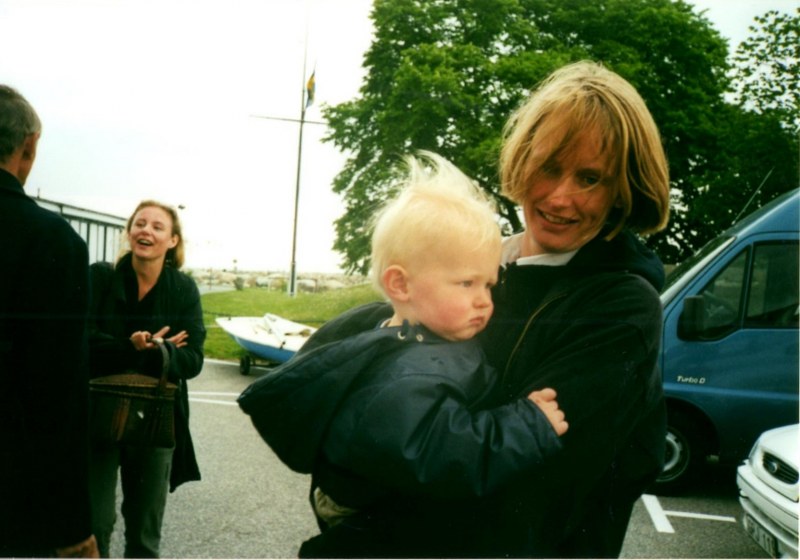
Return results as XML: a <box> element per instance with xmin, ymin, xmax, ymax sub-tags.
<box><xmin>0</xmin><ymin>85</ymin><xmax>41</xmax><ymax>163</ymax></box>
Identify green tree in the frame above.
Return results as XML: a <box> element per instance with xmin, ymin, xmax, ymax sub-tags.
<box><xmin>732</xmin><ymin>8</ymin><xmax>799</xmax><ymax>134</ymax></box>
<box><xmin>322</xmin><ymin>0</ymin><xmax>780</xmax><ymax>273</ymax></box>
<box><xmin>709</xmin><ymin>7</ymin><xmax>800</xmax><ymax>233</ymax></box>
<box><xmin>679</xmin><ymin>7</ymin><xmax>800</xmax><ymax>250</ymax></box>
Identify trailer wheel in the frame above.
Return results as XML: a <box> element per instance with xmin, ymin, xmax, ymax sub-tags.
<box><xmin>239</xmin><ymin>355</ymin><xmax>251</xmax><ymax>376</ymax></box>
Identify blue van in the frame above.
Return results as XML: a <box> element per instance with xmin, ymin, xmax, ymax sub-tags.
<box><xmin>656</xmin><ymin>188</ymin><xmax>799</xmax><ymax>492</ymax></box>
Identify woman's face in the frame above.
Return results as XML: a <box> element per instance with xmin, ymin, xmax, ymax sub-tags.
<box><xmin>520</xmin><ymin>131</ymin><xmax>617</xmax><ymax>256</ymax></box>
<box><xmin>128</xmin><ymin>206</ymin><xmax>178</xmax><ymax>263</ymax></box>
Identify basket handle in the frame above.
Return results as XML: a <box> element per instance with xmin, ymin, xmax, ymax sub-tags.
<box><xmin>148</xmin><ymin>336</ymin><xmax>172</xmax><ymax>393</ymax></box>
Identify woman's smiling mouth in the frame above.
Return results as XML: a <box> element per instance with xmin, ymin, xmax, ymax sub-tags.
<box><xmin>539</xmin><ymin>209</ymin><xmax>576</xmax><ymax>225</ymax></box>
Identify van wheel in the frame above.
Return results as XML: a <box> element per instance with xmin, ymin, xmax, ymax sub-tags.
<box><xmin>655</xmin><ymin>413</ymin><xmax>707</xmax><ymax>494</ymax></box>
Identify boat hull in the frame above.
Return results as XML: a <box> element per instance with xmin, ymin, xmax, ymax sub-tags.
<box><xmin>215</xmin><ymin>314</ymin><xmax>315</xmax><ymax>364</ymax></box>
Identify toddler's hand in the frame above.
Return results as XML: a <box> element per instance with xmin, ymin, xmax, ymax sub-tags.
<box><xmin>528</xmin><ymin>388</ymin><xmax>568</xmax><ymax>436</ymax></box>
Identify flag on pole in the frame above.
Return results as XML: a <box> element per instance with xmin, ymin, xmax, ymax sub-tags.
<box><xmin>305</xmin><ymin>70</ymin><xmax>316</xmax><ymax>108</ymax></box>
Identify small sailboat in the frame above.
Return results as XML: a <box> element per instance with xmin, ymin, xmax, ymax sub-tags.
<box><xmin>215</xmin><ymin>313</ymin><xmax>316</xmax><ymax>374</ymax></box>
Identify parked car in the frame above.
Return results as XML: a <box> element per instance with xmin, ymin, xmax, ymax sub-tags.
<box><xmin>736</xmin><ymin>424</ymin><xmax>799</xmax><ymax>558</ymax></box>
<box><xmin>655</xmin><ymin>188</ymin><xmax>799</xmax><ymax>492</ymax></box>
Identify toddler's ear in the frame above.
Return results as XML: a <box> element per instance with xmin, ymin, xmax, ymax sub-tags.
<box><xmin>382</xmin><ymin>265</ymin><xmax>410</xmax><ymax>302</ymax></box>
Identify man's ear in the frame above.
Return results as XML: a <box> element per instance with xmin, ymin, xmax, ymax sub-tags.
<box><xmin>382</xmin><ymin>265</ymin><xmax>410</xmax><ymax>302</ymax></box>
<box><xmin>16</xmin><ymin>133</ymin><xmax>39</xmax><ymax>185</ymax></box>
<box><xmin>21</xmin><ymin>133</ymin><xmax>39</xmax><ymax>162</ymax></box>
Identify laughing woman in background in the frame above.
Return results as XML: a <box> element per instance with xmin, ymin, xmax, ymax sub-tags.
<box><xmin>87</xmin><ymin>200</ymin><xmax>205</xmax><ymax>558</ymax></box>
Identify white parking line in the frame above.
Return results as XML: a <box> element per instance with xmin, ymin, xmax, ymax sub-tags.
<box><xmin>663</xmin><ymin>510</ymin><xmax>737</xmax><ymax>523</ymax></box>
<box><xmin>642</xmin><ymin>494</ymin><xmax>675</xmax><ymax>533</ymax></box>
<box><xmin>641</xmin><ymin>494</ymin><xmax>738</xmax><ymax>534</ymax></box>
<box><xmin>189</xmin><ymin>397</ymin><xmax>239</xmax><ymax>406</ymax></box>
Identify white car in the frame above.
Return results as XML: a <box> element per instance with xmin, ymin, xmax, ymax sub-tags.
<box><xmin>736</xmin><ymin>424</ymin><xmax>799</xmax><ymax>558</ymax></box>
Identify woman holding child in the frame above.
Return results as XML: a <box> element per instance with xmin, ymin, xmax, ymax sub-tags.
<box><xmin>246</xmin><ymin>59</ymin><xmax>670</xmax><ymax>558</ymax></box>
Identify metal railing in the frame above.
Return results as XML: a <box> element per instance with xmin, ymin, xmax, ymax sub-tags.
<box><xmin>36</xmin><ymin>197</ymin><xmax>126</xmax><ymax>264</ymax></box>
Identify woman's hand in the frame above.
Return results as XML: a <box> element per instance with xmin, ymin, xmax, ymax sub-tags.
<box><xmin>166</xmin><ymin>329</ymin><xmax>189</xmax><ymax>348</ymax></box>
<box><xmin>129</xmin><ymin>326</ymin><xmax>187</xmax><ymax>350</ymax></box>
<box><xmin>129</xmin><ymin>330</ymin><xmax>156</xmax><ymax>351</ymax></box>
<box><xmin>528</xmin><ymin>388</ymin><xmax>569</xmax><ymax>436</ymax></box>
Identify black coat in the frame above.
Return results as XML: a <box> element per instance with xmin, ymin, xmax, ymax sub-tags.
<box><xmin>0</xmin><ymin>169</ymin><xmax>93</xmax><ymax>555</ymax></box>
<box><xmin>88</xmin><ymin>253</ymin><xmax>205</xmax><ymax>491</ymax></box>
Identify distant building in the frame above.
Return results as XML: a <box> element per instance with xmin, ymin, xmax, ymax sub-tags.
<box><xmin>36</xmin><ymin>197</ymin><xmax>126</xmax><ymax>264</ymax></box>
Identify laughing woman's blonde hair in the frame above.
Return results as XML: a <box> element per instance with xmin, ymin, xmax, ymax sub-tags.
<box><xmin>369</xmin><ymin>151</ymin><xmax>500</xmax><ymax>296</ymax></box>
<box><xmin>500</xmin><ymin>60</ymin><xmax>670</xmax><ymax>238</ymax></box>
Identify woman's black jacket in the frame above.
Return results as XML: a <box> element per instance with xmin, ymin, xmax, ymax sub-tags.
<box><xmin>475</xmin><ymin>228</ymin><xmax>667</xmax><ymax>558</ymax></box>
<box><xmin>87</xmin><ymin>254</ymin><xmax>205</xmax><ymax>491</ymax></box>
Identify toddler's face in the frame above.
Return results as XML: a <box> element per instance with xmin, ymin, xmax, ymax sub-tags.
<box><xmin>404</xmin><ymin>243</ymin><xmax>500</xmax><ymax>341</ymax></box>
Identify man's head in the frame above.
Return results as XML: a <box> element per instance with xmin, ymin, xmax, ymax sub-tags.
<box><xmin>0</xmin><ymin>85</ymin><xmax>41</xmax><ymax>185</ymax></box>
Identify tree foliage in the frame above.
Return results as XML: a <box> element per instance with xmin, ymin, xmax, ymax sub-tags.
<box><xmin>732</xmin><ymin>8</ymin><xmax>799</xmax><ymax>133</ymax></box>
<box><xmin>322</xmin><ymin>0</ymin><xmax>798</xmax><ymax>274</ymax></box>
<box><xmin>683</xmin><ymin>7</ymin><xmax>800</xmax><ymax>248</ymax></box>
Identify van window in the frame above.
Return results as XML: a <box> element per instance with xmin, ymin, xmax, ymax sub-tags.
<box><xmin>692</xmin><ymin>241</ymin><xmax>800</xmax><ymax>339</ymax></box>
<box><xmin>745</xmin><ymin>242</ymin><xmax>799</xmax><ymax>329</ymax></box>
<box><xmin>697</xmin><ymin>249</ymin><xmax>749</xmax><ymax>338</ymax></box>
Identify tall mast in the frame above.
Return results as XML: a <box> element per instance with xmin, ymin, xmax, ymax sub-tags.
<box><xmin>288</xmin><ymin>17</ymin><xmax>311</xmax><ymax>297</ymax></box>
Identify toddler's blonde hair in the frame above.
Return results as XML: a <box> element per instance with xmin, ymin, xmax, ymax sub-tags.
<box><xmin>370</xmin><ymin>151</ymin><xmax>501</xmax><ymax>296</ymax></box>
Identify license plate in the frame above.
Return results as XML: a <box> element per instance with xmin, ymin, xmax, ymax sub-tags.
<box><xmin>744</xmin><ymin>514</ymin><xmax>778</xmax><ymax>558</ymax></box>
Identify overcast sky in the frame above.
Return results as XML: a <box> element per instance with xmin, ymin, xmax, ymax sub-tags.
<box><xmin>1</xmin><ymin>0</ymin><xmax>795</xmax><ymax>273</ymax></box>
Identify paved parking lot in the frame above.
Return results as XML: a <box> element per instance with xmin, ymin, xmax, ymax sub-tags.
<box><xmin>108</xmin><ymin>360</ymin><xmax>769</xmax><ymax>558</ymax></box>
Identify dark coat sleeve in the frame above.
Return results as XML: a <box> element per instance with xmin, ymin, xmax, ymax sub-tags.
<box><xmin>160</xmin><ymin>272</ymin><xmax>205</xmax><ymax>382</ymax></box>
<box><xmin>159</xmin><ymin>270</ymin><xmax>205</xmax><ymax>490</ymax></box>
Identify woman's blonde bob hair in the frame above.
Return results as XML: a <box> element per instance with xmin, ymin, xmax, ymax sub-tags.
<box><xmin>500</xmin><ymin>60</ymin><xmax>670</xmax><ymax>237</ymax></box>
<box><xmin>122</xmin><ymin>200</ymin><xmax>185</xmax><ymax>269</ymax></box>
<box><xmin>370</xmin><ymin>151</ymin><xmax>501</xmax><ymax>295</ymax></box>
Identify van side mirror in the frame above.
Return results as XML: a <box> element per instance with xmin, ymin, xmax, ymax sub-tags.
<box><xmin>679</xmin><ymin>295</ymin><xmax>706</xmax><ymax>340</ymax></box>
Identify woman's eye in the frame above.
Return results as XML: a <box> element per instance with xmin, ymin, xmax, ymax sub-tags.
<box><xmin>580</xmin><ymin>173</ymin><xmax>601</xmax><ymax>187</ymax></box>
<box><xmin>460</xmin><ymin>280</ymin><xmax>474</xmax><ymax>288</ymax></box>
<box><xmin>541</xmin><ymin>162</ymin><xmax>560</xmax><ymax>177</ymax></box>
